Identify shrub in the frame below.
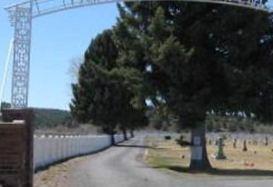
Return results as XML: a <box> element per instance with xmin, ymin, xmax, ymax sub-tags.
<box><xmin>164</xmin><ymin>135</ymin><xmax>172</xmax><ymax>140</ymax></box>
<box><xmin>176</xmin><ymin>135</ymin><xmax>191</xmax><ymax>147</ymax></box>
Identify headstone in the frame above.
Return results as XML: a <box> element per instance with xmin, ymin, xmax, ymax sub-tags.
<box><xmin>216</xmin><ymin>137</ymin><xmax>226</xmax><ymax>160</ymax></box>
<box><xmin>214</xmin><ymin>139</ymin><xmax>218</xmax><ymax>146</ymax></box>
<box><xmin>264</xmin><ymin>136</ymin><xmax>268</xmax><ymax>146</ymax></box>
<box><xmin>243</xmin><ymin>140</ymin><xmax>248</xmax><ymax>152</ymax></box>
<box><xmin>233</xmin><ymin>138</ymin><xmax>237</xmax><ymax>148</ymax></box>
<box><xmin>0</xmin><ymin>109</ymin><xmax>33</xmax><ymax>187</ymax></box>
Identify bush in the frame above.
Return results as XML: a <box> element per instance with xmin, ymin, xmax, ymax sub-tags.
<box><xmin>176</xmin><ymin>135</ymin><xmax>191</xmax><ymax>147</ymax></box>
<box><xmin>164</xmin><ymin>135</ymin><xmax>172</xmax><ymax>140</ymax></box>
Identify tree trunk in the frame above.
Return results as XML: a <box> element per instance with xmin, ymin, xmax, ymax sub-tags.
<box><xmin>130</xmin><ymin>129</ymin><xmax>134</xmax><ymax>138</ymax></box>
<box><xmin>122</xmin><ymin>128</ymin><xmax>128</xmax><ymax>141</ymax></box>
<box><xmin>189</xmin><ymin>124</ymin><xmax>211</xmax><ymax>171</ymax></box>
<box><xmin>110</xmin><ymin>132</ymin><xmax>115</xmax><ymax>145</ymax></box>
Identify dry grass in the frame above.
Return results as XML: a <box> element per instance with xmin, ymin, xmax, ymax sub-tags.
<box><xmin>34</xmin><ymin>156</ymin><xmax>87</xmax><ymax>187</ymax></box>
<box><xmin>145</xmin><ymin>135</ymin><xmax>273</xmax><ymax>177</ymax></box>
<box><xmin>207</xmin><ymin>139</ymin><xmax>273</xmax><ymax>171</ymax></box>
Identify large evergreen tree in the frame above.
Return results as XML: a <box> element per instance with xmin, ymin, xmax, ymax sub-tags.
<box><xmin>71</xmin><ymin>29</ymin><xmax>148</xmax><ymax>144</ymax></box>
<box><xmin>113</xmin><ymin>2</ymin><xmax>273</xmax><ymax>170</ymax></box>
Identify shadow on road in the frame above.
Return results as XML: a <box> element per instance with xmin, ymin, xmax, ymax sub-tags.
<box><xmin>114</xmin><ymin>144</ymin><xmax>156</xmax><ymax>149</ymax></box>
<box><xmin>155</xmin><ymin>165</ymin><xmax>273</xmax><ymax>176</ymax></box>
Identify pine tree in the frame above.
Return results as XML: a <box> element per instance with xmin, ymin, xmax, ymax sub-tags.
<box><xmin>113</xmin><ymin>2</ymin><xmax>273</xmax><ymax>170</ymax></box>
<box><xmin>71</xmin><ymin>29</ymin><xmax>148</xmax><ymax>143</ymax></box>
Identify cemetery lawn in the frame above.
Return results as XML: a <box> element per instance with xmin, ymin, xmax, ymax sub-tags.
<box><xmin>144</xmin><ymin>136</ymin><xmax>273</xmax><ymax>178</ymax></box>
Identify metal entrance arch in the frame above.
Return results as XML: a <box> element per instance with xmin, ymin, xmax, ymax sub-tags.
<box><xmin>5</xmin><ymin>0</ymin><xmax>271</xmax><ymax>108</ymax></box>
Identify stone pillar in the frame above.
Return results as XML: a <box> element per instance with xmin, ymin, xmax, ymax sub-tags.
<box><xmin>1</xmin><ymin>109</ymin><xmax>34</xmax><ymax>187</ymax></box>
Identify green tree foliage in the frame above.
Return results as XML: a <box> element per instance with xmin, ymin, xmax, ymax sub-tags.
<box><xmin>111</xmin><ymin>67</ymin><xmax>147</xmax><ymax>139</ymax></box>
<box><xmin>84</xmin><ymin>29</ymin><xmax>118</xmax><ymax>70</ymax></box>
<box><xmin>71</xmin><ymin>61</ymin><xmax>118</xmax><ymax>144</ymax></box>
<box><xmin>70</xmin><ymin>29</ymin><xmax>148</xmax><ymax>143</ymax></box>
<box><xmin>34</xmin><ymin>108</ymin><xmax>72</xmax><ymax>129</ymax></box>
<box><xmin>113</xmin><ymin>2</ymin><xmax>273</xmax><ymax>170</ymax></box>
<box><xmin>148</xmin><ymin>102</ymin><xmax>178</xmax><ymax>131</ymax></box>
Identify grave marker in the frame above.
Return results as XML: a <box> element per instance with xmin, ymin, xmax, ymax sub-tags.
<box><xmin>243</xmin><ymin>140</ymin><xmax>248</xmax><ymax>152</ymax></box>
<box><xmin>216</xmin><ymin>137</ymin><xmax>226</xmax><ymax>160</ymax></box>
<box><xmin>233</xmin><ymin>138</ymin><xmax>237</xmax><ymax>148</ymax></box>
<box><xmin>264</xmin><ymin>136</ymin><xmax>268</xmax><ymax>146</ymax></box>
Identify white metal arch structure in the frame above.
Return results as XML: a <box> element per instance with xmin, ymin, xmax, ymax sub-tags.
<box><xmin>5</xmin><ymin>0</ymin><xmax>271</xmax><ymax>108</ymax></box>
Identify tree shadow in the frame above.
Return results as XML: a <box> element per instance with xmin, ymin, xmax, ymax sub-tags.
<box><xmin>155</xmin><ymin>165</ymin><xmax>273</xmax><ymax>176</ymax></box>
<box><xmin>114</xmin><ymin>144</ymin><xmax>157</xmax><ymax>149</ymax></box>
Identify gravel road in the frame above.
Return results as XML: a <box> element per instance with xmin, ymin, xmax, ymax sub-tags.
<box><xmin>34</xmin><ymin>136</ymin><xmax>273</xmax><ymax>187</ymax></box>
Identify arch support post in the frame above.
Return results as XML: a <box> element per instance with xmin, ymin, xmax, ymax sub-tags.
<box><xmin>7</xmin><ymin>2</ymin><xmax>33</xmax><ymax>108</ymax></box>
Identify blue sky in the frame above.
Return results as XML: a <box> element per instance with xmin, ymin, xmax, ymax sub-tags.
<box><xmin>0</xmin><ymin>0</ymin><xmax>119</xmax><ymax>110</ymax></box>
<box><xmin>1</xmin><ymin>1</ymin><xmax>273</xmax><ymax>111</ymax></box>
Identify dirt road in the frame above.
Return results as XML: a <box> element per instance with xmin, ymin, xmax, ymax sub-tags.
<box><xmin>34</xmin><ymin>136</ymin><xmax>273</xmax><ymax>187</ymax></box>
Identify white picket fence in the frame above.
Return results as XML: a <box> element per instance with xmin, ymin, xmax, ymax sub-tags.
<box><xmin>33</xmin><ymin>134</ymin><xmax>124</xmax><ymax>170</ymax></box>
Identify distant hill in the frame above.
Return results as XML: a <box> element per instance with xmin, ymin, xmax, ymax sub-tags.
<box><xmin>1</xmin><ymin>102</ymin><xmax>72</xmax><ymax>129</ymax></box>
<box><xmin>33</xmin><ymin>108</ymin><xmax>72</xmax><ymax>129</ymax></box>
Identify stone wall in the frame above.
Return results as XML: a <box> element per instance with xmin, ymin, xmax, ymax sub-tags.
<box><xmin>0</xmin><ymin>109</ymin><xmax>33</xmax><ymax>187</ymax></box>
